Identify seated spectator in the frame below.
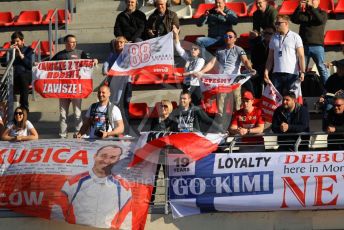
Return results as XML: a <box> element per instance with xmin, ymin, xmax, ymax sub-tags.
<box><xmin>75</xmin><ymin>85</ymin><xmax>124</xmax><ymax>139</ymax></box>
<box><xmin>10</xmin><ymin>31</ymin><xmax>33</xmax><ymax>111</ymax></box>
<box><xmin>272</xmin><ymin>91</ymin><xmax>309</xmax><ymax>151</ymax></box>
<box><xmin>102</xmin><ymin>37</ymin><xmax>132</xmax><ymax>134</ymax></box>
<box><xmin>151</xmin><ymin>100</ymin><xmax>173</xmax><ymax>131</ymax></box>
<box><xmin>196</xmin><ymin>0</ymin><xmax>238</xmax><ymax>57</ymax></box>
<box><xmin>169</xmin><ymin>90</ymin><xmax>223</xmax><ymax>133</ymax></box>
<box><xmin>146</xmin><ymin>0</ymin><xmax>179</xmax><ymax>39</ymax></box>
<box><xmin>323</xmin><ymin>94</ymin><xmax>344</xmax><ymax>150</ymax></box>
<box><xmin>114</xmin><ymin>0</ymin><xmax>147</xmax><ymax>42</ymax></box>
<box><xmin>251</xmin><ymin>0</ymin><xmax>277</xmax><ymax>37</ymax></box>
<box><xmin>250</xmin><ymin>26</ymin><xmax>275</xmax><ymax>98</ymax></box>
<box><xmin>1</xmin><ymin>107</ymin><xmax>38</xmax><ymax>141</ymax></box>
<box><xmin>173</xmin><ymin>25</ymin><xmax>205</xmax><ymax>106</ymax></box>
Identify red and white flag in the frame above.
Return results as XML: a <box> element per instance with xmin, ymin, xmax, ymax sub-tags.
<box><xmin>108</xmin><ymin>32</ymin><xmax>174</xmax><ymax>76</ymax></box>
<box><xmin>290</xmin><ymin>80</ymin><xmax>303</xmax><ymax>105</ymax></box>
<box><xmin>200</xmin><ymin>74</ymin><xmax>251</xmax><ymax>100</ymax></box>
<box><xmin>33</xmin><ymin>59</ymin><xmax>94</xmax><ymax>98</ymax></box>
<box><xmin>128</xmin><ymin>132</ymin><xmax>226</xmax><ymax>167</ymax></box>
<box><xmin>261</xmin><ymin>84</ymin><xmax>283</xmax><ymax>123</ymax></box>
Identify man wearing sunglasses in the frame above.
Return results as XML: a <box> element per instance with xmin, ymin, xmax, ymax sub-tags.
<box><xmin>264</xmin><ymin>14</ymin><xmax>305</xmax><ymax>95</ymax></box>
<box><xmin>324</xmin><ymin>94</ymin><xmax>344</xmax><ymax>150</ymax></box>
<box><xmin>291</xmin><ymin>0</ymin><xmax>328</xmax><ymax>85</ymax></box>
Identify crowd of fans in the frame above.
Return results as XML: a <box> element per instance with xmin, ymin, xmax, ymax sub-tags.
<box><xmin>1</xmin><ymin>0</ymin><xmax>343</xmax><ymax>151</ymax></box>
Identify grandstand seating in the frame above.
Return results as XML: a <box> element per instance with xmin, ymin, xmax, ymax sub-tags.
<box><xmin>192</xmin><ymin>3</ymin><xmax>214</xmax><ymax>18</ymax></box>
<box><xmin>31</xmin><ymin>40</ymin><xmax>54</xmax><ymax>56</ymax></box>
<box><xmin>324</xmin><ymin>30</ymin><xmax>344</xmax><ymax>45</ymax></box>
<box><xmin>334</xmin><ymin>0</ymin><xmax>344</xmax><ymax>14</ymax></box>
<box><xmin>42</xmin><ymin>9</ymin><xmax>71</xmax><ymax>25</ymax></box>
<box><xmin>129</xmin><ymin>102</ymin><xmax>149</xmax><ymax>119</ymax></box>
<box><xmin>237</xmin><ymin>33</ymin><xmax>250</xmax><ymax>50</ymax></box>
<box><xmin>225</xmin><ymin>2</ymin><xmax>248</xmax><ymax>17</ymax></box>
<box><xmin>248</xmin><ymin>1</ymin><xmax>277</xmax><ymax>17</ymax></box>
<box><xmin>13</xmin><ymin>10</ymin><xmax>42</xmax><ymax>26</ymax></box>
<box><xmin>0</xmin><ymin>42</ymin><xmax>11</xmax><ymax>58</ymax></box>
<box><xmin>278</xmin><ymin>0</ymin><xmax>299</xmax><ymax>15</ymax></box>
<box><xmin>319</xmin><ymin>0</ymin><xmax>335</xmax><ymax>13</ymax></box>
<box><xmin>0</xmin><ymin>12</ymin><xmax>14</xmax><ymax>27</ymax></box>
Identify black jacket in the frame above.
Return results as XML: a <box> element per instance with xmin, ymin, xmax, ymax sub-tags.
<box><xmin>13</xmin><ymin>46</ymin><xmax>33</xmax><ymax>75</ymax></box>
<box><xmin>150</xmin><ymin>117</ymin><xmax>173</xmax><ymax>131</ymax></box>
<box><xmin>114</xmin><ymin>9</ymin><xmax>147</xmax><ymax>42</ymax></box>
<box><xmin>324</xmin><ymin>109</ymin><xmax>344</xmax><ymax>150</ymax></box>
<box><xmin>291</xmin><ymin>6</ymin><xmax>327</xmax><ymax>45</ymax></box>
<box><xmin>146</xmin><ymin>8</ymin><xmax>179</xmax><ymax>38</ymax></box>
<box><xmin>253</xmin><ymin>5</ymin><xmax>278</xmax><ymax>32</ymax></box>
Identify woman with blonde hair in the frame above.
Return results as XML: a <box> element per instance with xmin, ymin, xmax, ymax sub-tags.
<box><xmin>150</xmin><ymin>100</ymin><xmax>173</xmax><ymax>131</ymax></box>
<box><xmin>1</xmin><ymin>107</ymin><xmax>38</xmax><ymax>141</ymax></box>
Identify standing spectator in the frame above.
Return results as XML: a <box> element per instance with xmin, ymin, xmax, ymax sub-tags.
<box><xmin>102</xmin><ymin>37</ymin><xmax>132</xmax><ymax>134</ymax></box>
<box><xmin>252</xmin><ymin>0</ymin><xmax>277</xmax><ymax>34</ymax></box>
<box><xmin>199</xmin><ymin>29</ymin><xmax>256</xmax><ymax>117</ymax></box>
<box><xmin>196</xmin><ymin>0</ymin><xmax>238</xmax><ymax>57</ymax></box>
<box><xmin>271</xmin><ymin>91</ymin><xmax>309</xmax><ymax>151</ymax></box>
<box><xmin>250</xmin><ymin>26</ymin><xmax>275</xmax><ymax>97</ymax></box>
<box><xmin>291</xmin><ymin>0</ymin><xmax>328</xmax><ymax>85</ymax></box>
<box><xmin>173</xmin><ymin>25</ymin><xmax>205</xmax><ymax>106</ymax></box>
<box><xmin>264</xmin><ymin>15</ymin><xmax>306</xmax><ymax>95</ymax></box>
<box><xmin>75</xmin><ymin>85</ymin><xmax>124</xmax><ymax>139</ymax></box>
<box><xmin>150</xmin><ymin>100</ymin><xmax>173</xmax><ymax>131</ymax></box>
<box><xmin>51</xmin><ymin>34</ymin><xmax>98</xmax><ymax>138</ymax></box>
<box><xmin>324</xmin><ymin>94</ymin><xmax>344</xmax><ymax>150</ymax></box>
<box><xmin>114</xmin><ymin>0</ymin><xmax>147</xmax><ymax>42</ymax></box>
<box><xmin>146</xmin><ymin>0</ymin><xmax>179</xmax><ymax>39</ymax></box>
<box><xmin>10</xmin><ymin>31</ymin><xmax>33</xmax><ymax>111</ymax></box>
<box><xmin>1</xmin><ymin>107</ymin><xmax>38</xmax><ymax>141</ymax></box>
<box><xmin>169</xmin><ymin>90</ymin><xmax>223</xmax><ymax>133</ymax></box>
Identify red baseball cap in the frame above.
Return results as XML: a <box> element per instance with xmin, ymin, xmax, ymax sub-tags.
<box><xmin>242</xmin><ymin>91</ymin><xmax>254</xmax><ymax>100</ymax></box>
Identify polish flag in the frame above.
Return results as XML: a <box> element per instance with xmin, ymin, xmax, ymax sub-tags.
<box><xmin>128</xmin><ymin>132</ymin><xmax>226</xmax><ymax>167</ymax></box>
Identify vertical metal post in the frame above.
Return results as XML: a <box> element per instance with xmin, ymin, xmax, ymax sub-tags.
<box><xmin>65</xmin><ymin>0</ymin><xmax>69</xmax><ymax>33</ymax></box>
<box><xmin>7</xmin><ymin>52</ymin><xmax>14</xmax><ymax>121</ymax></box>
<box><xmin>55</xmin><ymin>12</ymin><xmax>58</xmax><ymax>55</ymax></box>
<box><xmin>48</xmin><ymin>22</ymin><xmax>53</xmax><ymax>59</ymax></box>
<box><xmin>164</xmin><ymin>147</ymin><xmax>169</xmax><ymax>215</ymax></box>
<box><xmin>294</xmin><ymin>135</ymin><xmax>302</xmax><ymax>152</ymax></box>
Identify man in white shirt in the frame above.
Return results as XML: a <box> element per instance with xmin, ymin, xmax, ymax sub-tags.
<box><xmin>264</xmin><ymin>14</ymin><xmax>306</xmax><ymax>95</ymax></box>
<box><xmin>75</xmin><ymin>85</ymin><xmax>124</xmax><ymax>138</ymax></box>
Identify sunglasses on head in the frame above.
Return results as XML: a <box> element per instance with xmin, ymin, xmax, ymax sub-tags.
<box><xmin>223</xmin><ymin>34</ymin><xmax>234</xmax><ymax>39</ymax></box>
<box><xmin>14</xmin><ymin>112</ymin><xmax>23</xmax><ymax>115</ymax></box>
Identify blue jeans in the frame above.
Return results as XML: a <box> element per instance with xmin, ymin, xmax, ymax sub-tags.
<box><xmin>271</xmin><ymin>72</ymin><xmax>299</xmax><ymax>95</ymax></box>
<box><xmin>196</xmin><ymin>36</ymin><xmax>222</xmax><ymax>57</ymax></box>
<box><xmin>305</xmin><ymin>45</ymin><xmax>329</xmax><ymax>84</ymax></box>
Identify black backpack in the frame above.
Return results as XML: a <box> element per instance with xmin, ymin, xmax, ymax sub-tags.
<box><xmin>301</xmin><ymin>72</ymin><xmax>324</xmax><ymax>97</ymax></box>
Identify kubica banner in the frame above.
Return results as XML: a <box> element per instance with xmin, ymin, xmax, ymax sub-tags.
<box><xmin>169</xmin><ymin>151</ymin><xmax>344</xmax><ymax>218</ymax></box>
<box><xmin>0</xmin><ymin>139</ymin><xmax>156</xmax><ymax>229</ymax></box>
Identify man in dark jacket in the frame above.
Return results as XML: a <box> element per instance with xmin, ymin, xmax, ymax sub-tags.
<box><xmin>252</xmin><ymin>0</ymin><xmax>277</xmax><ymax>33</ymax></box>
<box><xmin>291</xmin><ymin>0</ymin><xmax>328</xmax><ymax>84</ymax></box>
<box><xmin>272</xmin><ymin>91</ymin><xmax>309</xmax><ymax>151</ymax></box>
<box><xmin>323</xmin><ymin>94</ymin><xmax>344</xmax><ymax>150</ymax></box>
<box><xmin>11</xmin><ymin>31</ymin><xmax>33</xmax><ymax>111</ymax></box>
<box><xmin>169</xmin><ymin>90</ymin><xmax>223</xmax><ymax>133</ymax></box>
<box><xmin>146</xmin><ymin>0</ymin><xmax>179</xmax><ymax>38</ymax></box>
<box><xmin>114</xmin><ymin>0</ymin><xmax>146</xmax><ymax>42</ymax></box>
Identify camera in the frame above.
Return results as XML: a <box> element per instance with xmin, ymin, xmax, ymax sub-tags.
<box><xmin>94</xmin><ymin>127</ymin><xmax>105</xmax><ymax>138</ymax></box>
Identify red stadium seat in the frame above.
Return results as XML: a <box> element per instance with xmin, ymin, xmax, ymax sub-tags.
<box><xmin>0</xmin><ymin>42</ymin><xmax>11</xmax><ymax>58</ymax></box>
<box><xmin>42</xmin><ymin>9</ymin><xmax>71</xmax><ymax>25</ymax></box>
<box><xmin>324</xmin><ymin>30</ymin><xmax>344</xmax><ymax>46</ymax></box>
<box><xmin>183</xmin><ymin>35</ymin><xmax>204</xmax><ymax>44</ymax></box>
<box><xmin>13</xmin><ymin>10</ymin><xmax>42</xmax><ymax>26</ymax></box>
<box><xmin>236</xmin><ymin>33</ymin><xmax>250</xmax><ymax>50</ymax></box>
<box><xmin>334</xmin><ymin>0</ymin><xmax>344</xmax><ymax>13</ymax></box>
<box><xmin>225</xmin><ymin>2</ymin><xmax>248</xmax><ymax>17</ymax></box>
<box><xmin>132</xmin><ymin>72</ymin><xmax>163</xmax><ymax>85</ymax></box>
<box><xmin>319</xmin><ymin>0</ymin><xmax>334</xmax><ymax>13</ymax></box>
<box><xmin>129</xmin><ymin>103</ymin><xmax>149</xmax><ymax>119</ymax></box>
<box><xmin>193</xmin><ymin>3</ymin><xmax>214</xmax><ymax>19</ymax></box>
<box><xmin>278</xmin><ymin>0</ymin><xmax>299</xmax><ymax>15</ymax></box>
<box><xmin>31</xmin><ymin>40</ymin><xmax>54</xmax><ymax>56</ymax></box>
<box><xmin>172</xmin><ymin>101</ymin><xmax>178</xmax><ymax>109</ymax></box>
<box><xmin>248</xmin><ymin>1</ymin><xmax>277</xmax><ymax>17</ymax></box>
<box><xmin>0</xmin><ymin>12</ymin><xmax>14</xmax><ymax>27</ymax></box>
<box><xmin>201</xmin><ymin>99</ymin><xmax>218</xmax><ymax>117</ymax></box>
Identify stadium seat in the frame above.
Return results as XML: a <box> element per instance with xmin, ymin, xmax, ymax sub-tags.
<box><xmin>225</xmin><ymin>2</ymin><xmax>248</xmax><ymax>17</ymax></box>
<box><xmin>132</xmin><ymin>72</ymin><xmax>163</xmax><ymax>85</ymax></box>
<box><xmin>172</xmin><ymin>101</ymin><xmax>178</xmax><ymax>109</ymax></box>
<box><xmin>42</xmin><ymin>9</ymin><xmax>71</xmax><ymax>25</ymax></box>
<box><xmin>13</xmin><ymin>10</ymin><xmax>42</xmax><ymax>26</ymax></box>
<box><xmin>324</xmin><ymin>30</ymin><xmax>344</xmax><ymax>45</ymax></box>
<box><xmin>248</xmin><ymin>1</ymin><xmax>277</xmax><ymax>17</ymax></box>
<box><xmin>309</xmin><ymin>134</ymin><xmax>328</xmax><ymax>149</ymax></box>
<box><xmin>278</xmin><ymin>0</ymin><xmax>299</xmax><ymax>15</ymax></box>
<box><xmin>319</xmin><ymin>0</ymin><xmax>334</xmax><ymax>13</ymax></box>
<box><xmin>0</xmin><ymin>42</ymin><xmax>11</xmax><ymax>58</ymax></box>
<box><xmin>129</xmin><ymin>102</ymin><xmax>149</xmax><ymax>119</ymax></box>
<box><xmin>0</xmin><ymin>12</ymin><xmax>14</xmax><ymax>27</ymax></box>
<box><xmin>193</xmin><ymin>3</ymin><xmax>214</xmax><ymax>18</ymax></box>
<box><xmin>201</xmin><ymin>99</ymin><xmax>218</xmax><ymax>116</ymax></box>
<box><xmin>31</xmin><ymin>40</ymin><xmax>54</xmax><ymax>56</ymax></box>
<box><xmin>334</xmin><ymin>0</ymin><xmax>344</xmax><ymax>14</ymax></box>
<box><xmin>236</xmin><ymin>33</ymin><xmax>250</xmax><ymax>50</ymax></box>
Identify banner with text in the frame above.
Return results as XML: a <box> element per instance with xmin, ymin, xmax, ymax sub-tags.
<box><xmin>169</xmin><ymin>151</ymin><xmax>344</xmax><ymax>218</ymax></box>
<box><xmin>108</xmin><ymin>32</ymin><xmax>174</xmax><ymax>76</ymax></box>
<box><xmin>33</xmin><ymin>59</ymin><xmax>94</xmax><ymax>98</ymax></box>
<box><xmin>0</xmin><ymin>139</ymin><xmax>156</xmax><ymax>229</ymax></box>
